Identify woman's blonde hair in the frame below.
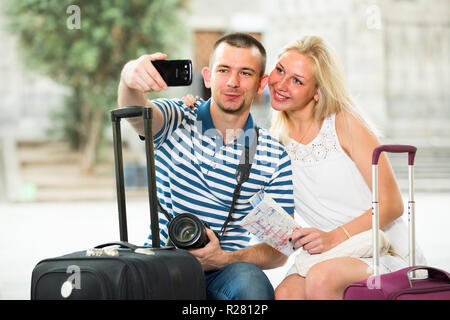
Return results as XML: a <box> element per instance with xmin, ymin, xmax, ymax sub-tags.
<box><xmin>270</xmin><ymin>35</ymin><xmax>375</xmax><ymax>144</ymax></box>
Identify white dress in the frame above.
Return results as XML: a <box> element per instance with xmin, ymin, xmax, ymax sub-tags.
<box><xmin>285</xmin><ymin>113</ymin><xmax>426</xmax><ymax>275</ymax></box>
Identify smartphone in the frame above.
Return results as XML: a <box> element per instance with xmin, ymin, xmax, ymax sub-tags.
<box><xmin>151</xmin><ymin>59</ymin><xmax>192</xmax><ymax>86</ymax></box>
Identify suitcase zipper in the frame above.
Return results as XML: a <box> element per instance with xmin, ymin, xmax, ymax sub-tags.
<box><xmin>37</xmin><ymin>254</ymin><xmax>146</xmax><ymax>299</ymax></box>
<box><xmin>109</xmin><ymin>256</ymin><xmax>146</xmax><ymax>299</ymax></box>
<box><xmin>79</xmin><ymin>266</ymin><xmax>113</xmax><ymax>299</ymax></box>
<box><xmin>33</xmin><ymin>266</ymin><xmax>113</xmax><ymax>299</ymax></box>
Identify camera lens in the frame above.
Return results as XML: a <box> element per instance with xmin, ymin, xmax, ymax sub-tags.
<box><xmin>168</xmin><ymin>213</ymin><xmax>210</xmax><ymax>249</ymax></box>
<box><xmin>175</xmin><ymin>218</ymin><xmax>197</xmax><ymax>242</ymax></box>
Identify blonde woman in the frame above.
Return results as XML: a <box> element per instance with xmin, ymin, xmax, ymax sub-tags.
<box><xmin>183</xmin><ymin>35</ymin><xmax>425</xmax><ymax>299</ymax></box>
<box><xmin>269</xmin><ymin>35</ymin><xmax>425</xmax><ymax>300</ymax></box>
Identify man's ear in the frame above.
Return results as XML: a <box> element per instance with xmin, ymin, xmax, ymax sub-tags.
<box><xmin>201</xmin><ymin>67</ymin><xmax>212</xmax><ymax>89</ymax></box>
<box><xmin>257</xmin><ymin>74</ymin><xmax>269</xmax><ymax>94</ymax></box>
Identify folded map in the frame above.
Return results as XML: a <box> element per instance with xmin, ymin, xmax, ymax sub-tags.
<box><xmin>242</xmin><ymin>191</ymin><xmax>302</xmax><ymax>256</ymax></box>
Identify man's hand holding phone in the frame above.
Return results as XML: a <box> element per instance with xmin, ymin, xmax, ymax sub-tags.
<box><xmin>118</xmin><ymin>53</ymin><xmax>193</xmax><ymax>136</ymax></box>
<box><xmin>121</xmin><ymin>53</ymin><xmax>169</xmax><ymax>93</ymax></box>
<box><xmin>121</xmin><ymin>53</ymin><xmax>192</xmax><ymax>93</ymax></box>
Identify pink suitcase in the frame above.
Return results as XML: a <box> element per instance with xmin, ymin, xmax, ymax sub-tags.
<box><xmin>344</xmin><ymin>145</ymin><xmax>450</xmax><ymax>300</ymax></box>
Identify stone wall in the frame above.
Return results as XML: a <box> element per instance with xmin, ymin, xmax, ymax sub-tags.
<box><xmin>383</xmin><ymin>0</ymin><xmax>450</xmax><ymax>142</ymax></box>
<box><xmin>0</xmin><ymin>0</ymin><xmax>448</xmax><ymax>142</ymax></box>
<box><xmin>188</xmin><ymin>0</ymin><xmax>450</xmax><ymax>143</ymax></box>
<box><xmin>0</xmin><ymin>5</ymin><xmax>70</xmax><ymax>142</ymax></box>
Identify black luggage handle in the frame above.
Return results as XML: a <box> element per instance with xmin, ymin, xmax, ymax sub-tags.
<box><xmin>95</xmin><ymin>241</ymin><xmax>138</xmax><ymax>250</ymax></box>
<box><xmin>111</xmin><ymin>106</ymin><xmax>152</xmax><ymax>121</ymax></box>
<box><xmin>111</xmin><ymin>106</ymin><xmax>160</xmax><ymax>248</ymax></box>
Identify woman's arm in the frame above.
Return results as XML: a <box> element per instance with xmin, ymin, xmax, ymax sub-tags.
<box><xmin>334</xmin><ymin>110</ymin><xmax>404</xmax><ymax>236</ymax></box>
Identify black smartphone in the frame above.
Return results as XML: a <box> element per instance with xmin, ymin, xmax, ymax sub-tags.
<box><xmin>151</xmin><ymin>59</ymin><xmax>192</xmax><ymax>86</ymax></box>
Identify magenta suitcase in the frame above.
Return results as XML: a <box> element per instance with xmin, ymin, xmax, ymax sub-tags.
<box><xmin>344</xmin><ymin>265</ymin><xmax>450</xmax><ymax>300</ymax></box>
<box><xmin>344</xmin><ymin>145</ymin><xmax>450</xmax><ymax>300</ymax></box>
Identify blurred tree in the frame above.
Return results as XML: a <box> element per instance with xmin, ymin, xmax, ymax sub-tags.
<box><xmin>5</xmin><ymin>0</ymin><xmax>187</xmax><ymax>174</ymax></box>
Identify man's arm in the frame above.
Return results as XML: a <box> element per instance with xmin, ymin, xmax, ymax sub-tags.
<box><xmin>117</xmin><ymin>53</ymin><xmax>168</xmax><ymax>136</ymax></box>
<box><xmin>225</xmin><ymin>241</ymin><xmax>288</xmax><ymax>270</ymax></box>
<box><xmin>190</xmin><ymin>141</ymin><xmax>295</xmax><ymax>272</ymax></box>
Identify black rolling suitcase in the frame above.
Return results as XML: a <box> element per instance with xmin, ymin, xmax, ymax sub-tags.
<box><xmin>31</xmin><ymin>106</ymin><xmax>206</xmax><ymax>300</ymax></box>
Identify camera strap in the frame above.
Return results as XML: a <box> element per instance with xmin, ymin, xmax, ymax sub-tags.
<box><xmin>157</xmin><ymin>126</ymin><xmax>259</xmax><ymax>238</ymax></box>
<box><xmin>220</xmin><ymin>126</ymin><xmax>259</xmax><ymax>237</ymax></box>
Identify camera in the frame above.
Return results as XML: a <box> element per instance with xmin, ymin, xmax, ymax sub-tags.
<box><xmin>168</xmin><ymin>213</ymin><xmax>218</xmax><ymax>249</ymax></box>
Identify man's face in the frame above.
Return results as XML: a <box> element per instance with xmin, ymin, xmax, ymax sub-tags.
<box><xmin>202</xmin><ymin>43</ymin><xmax>268</xmax><ymax>115</ymax></box>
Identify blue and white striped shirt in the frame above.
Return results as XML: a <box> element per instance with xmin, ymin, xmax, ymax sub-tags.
<box><xmin>145</xmin><ymin>98</ymin><xmax>294</xmax><ymax>252</ymax></box>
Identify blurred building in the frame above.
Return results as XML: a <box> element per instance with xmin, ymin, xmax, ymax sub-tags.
<box><xmin>188</xmin><ymin>0</ymin><xmax>449</xmax><ymax>142</ymax></box>
<box><xmin>0</xmin><ymin>0</ymin><xmax>449</xmax><ymax>201</ymax></box>
<box><xmin>186</xmin><ymin>0</ymin><xmax>450</xmax><ymax>191</ymax></box>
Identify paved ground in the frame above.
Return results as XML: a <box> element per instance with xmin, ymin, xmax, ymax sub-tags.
<box><xmin>1</xmin><ymin>192</ymin><xmax>449</xmax><ymax>299</ymax></box>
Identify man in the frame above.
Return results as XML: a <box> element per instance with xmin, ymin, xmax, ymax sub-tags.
<box><xmin>118</xmin><ymin>33</ymin><xmax>294</xmax><ymax>300</ymax></box>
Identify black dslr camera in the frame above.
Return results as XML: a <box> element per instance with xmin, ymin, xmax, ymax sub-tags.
<box><xmin>168</xmin><ymin>213</ymin><xmax>219</xmax><ymax>249</ymax></box>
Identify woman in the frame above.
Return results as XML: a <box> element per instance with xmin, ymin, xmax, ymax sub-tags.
<box><xmin>183</xmin><ymin>35</ymin><xmax>425</xmax><ymax>300</ymax></box>
<box><xmin>269</xmin><ymin>35</ymin><xmax>426</xmax><ymax>300</ymax></box>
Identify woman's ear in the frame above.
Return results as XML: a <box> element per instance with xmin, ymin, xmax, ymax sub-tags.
<box><xmin>314</xmin><ymin>93</ymin><xmax>319</xmax><ymax>102</ymax></box>
<box><xmin>314</xmin><ymin>87</ymin><xmax>320</xmax><ymax>102</ymax></box>
<box><xmin>201</xmin><ymin>67</ymin><xmax>212</xmax><ymax>89</ymax></box>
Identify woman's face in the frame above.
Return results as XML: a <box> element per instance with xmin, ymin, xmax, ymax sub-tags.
<box><xmin>268</xmin><ymin>50</ymin><xmax>318</xmax><ymax>113</ymax></box>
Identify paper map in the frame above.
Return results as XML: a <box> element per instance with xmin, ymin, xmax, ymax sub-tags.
<box><xmin>242</xmin><ymin>191</ymin><xmax>302</xmax><ymax>256</ymax></box>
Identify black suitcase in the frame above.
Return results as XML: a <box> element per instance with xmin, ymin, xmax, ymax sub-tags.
<box><xmin>31</xmin><ymin>106</ymin><xmax>206</xmax><ymax>300</ymax></box>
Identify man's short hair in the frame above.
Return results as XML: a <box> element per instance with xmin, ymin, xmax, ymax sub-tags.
<box><xmin>209</xmin><ymin>32</ymin><xmax>267</xmax><ymax>76</ymax></box>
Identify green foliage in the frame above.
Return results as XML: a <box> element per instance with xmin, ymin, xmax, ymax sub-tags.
<box><xmin>5</xmin><ymin>0</ymin><xmax>187</xmax><ymax>170</ymax></box>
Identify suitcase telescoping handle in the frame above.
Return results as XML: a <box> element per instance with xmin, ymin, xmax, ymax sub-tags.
<box><xmin>371</xmin><ymin>145</ymin><xmax>417</xmax><ymax>276</ymax></box>
<box><xmin>110</xmin><ymin>106</ymin><xmax>160</xmax><ymax>248</ymax></box>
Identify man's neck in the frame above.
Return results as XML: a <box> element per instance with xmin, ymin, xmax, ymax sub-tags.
<box><xmin>210</xmin><ymin>101</ymin><xmax>250</xmax><ymax>144</ymax></box>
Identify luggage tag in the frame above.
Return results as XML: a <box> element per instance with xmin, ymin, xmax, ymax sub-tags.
<box><xmin>86</xmin><ymin>247</ymin><xmax>119</xmax><ymax>257</ymax></box>
<box><xmin>134</xmin><ymin>248</ymin><xmax>155</xmax><ymax>255</ymax></box>
<box><xmin>86</xmin><ymin>246</ymin><xmax>157</xmax><ymax>256</ymax></box>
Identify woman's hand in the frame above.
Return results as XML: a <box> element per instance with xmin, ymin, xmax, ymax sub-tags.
<box><xmin>290</xmin><ymin>227</ymin><xmax>343</xmax><ymax>254</ymax></box>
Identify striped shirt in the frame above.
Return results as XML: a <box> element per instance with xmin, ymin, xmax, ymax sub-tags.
<box><xmin>145</xmin><ymin>98</ymin><xmax>294</xmax><ymax>252</ymax></box>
